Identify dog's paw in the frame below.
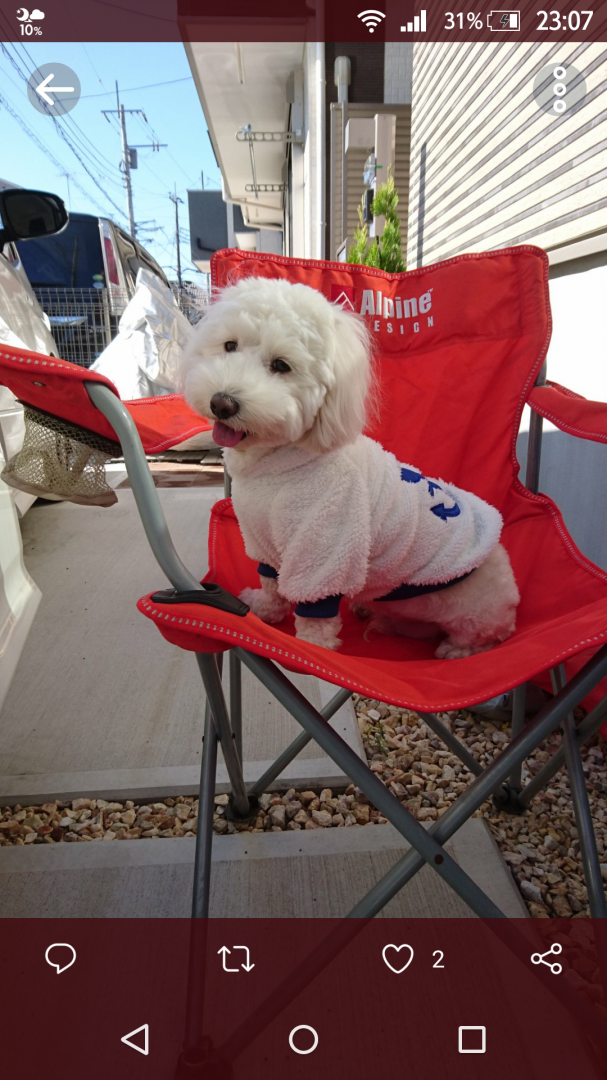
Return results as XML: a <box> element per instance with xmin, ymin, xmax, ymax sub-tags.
<box><xmin>294</xmin><ymin>615</ymin><xmax>342</xmax><ymax>650</ymax></box>
<box><xmin>240</xmin><ymin>587</ymin><xmax>291</xmax><ymax>624</ymax></box>
<box><xmin>350</xmin><ymin>602</ymin><xmax>372</xmax><ymax>621</ymax></box>
<box><xmin>435</xmin><ymin>640</ymin><xmax>474</xmax><ymax>659</ymax></box>
<box><xmin>434</xmin><ymin>639</ymin><xmax>492</xmax><ymax>659</ymax></box>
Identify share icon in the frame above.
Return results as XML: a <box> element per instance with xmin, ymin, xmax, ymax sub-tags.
<box><xmin>531</xmin><ymin>942</ymin><xmax>563</xmax><ymax>974</ymax></box>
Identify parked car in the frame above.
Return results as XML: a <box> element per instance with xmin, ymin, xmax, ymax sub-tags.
<box><xmin>0</xmin><ymin>183</ymin><xmax>68</xmax><ymax>711</ymax></box>
<box><xmin>16</xmin><ymin>213</ymin><xmax>170</xmax><ymax>367</ymax></box>
<box><xmin>0</xmin><ymin>182</ymin><xmax>64</xmax><ymax>506</ymax></box>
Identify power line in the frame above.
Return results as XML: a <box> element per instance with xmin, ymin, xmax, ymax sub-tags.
<box><xmin>169</xmin><ymin>187</ymin><xmax>184</xmax><ymax>287</ymax></box>
<box><xmin>0</xmin><ymin>42</ymin><xmax>129</xmax><ymax>223</ymax></box>
<box><xmin>101</xmin><ymin>82</ymin><xmax>167</xmax><ymax>236</ymax></box>
<box><xmin>135</xmin><ymin>103</ymin><xmax>221</xmax><ymax>191</ymax></box>
<box><xmin>79</xmin><ymin>77</ymin><xmax>192</xmax><ymax>99</ymax></box>
<box><xmin>79</xmin><ymin>42</ymin><xmax>108</xmax><ymax>92</ymax></box>
<box><xmin>1</xmin><ymin>41</ymin><xmax>127</xmax><ymax>194</ymax></box>
<box><xmin>0</xmin><ymin>88</ymin><xmax>115</xmax><ymax>218</ymax></box>
<box><xmin>1</xmin><ymin>42</ymin><xmax>125</xmax><ymax>195</ymax></box>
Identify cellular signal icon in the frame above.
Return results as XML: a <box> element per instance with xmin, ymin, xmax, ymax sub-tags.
<box><xmin>400</xmin><ymin>9</ymin><xmax>427</xmax><ymax>31</ymax></box>
<box><xmin>358</xmin><ymin>9</ymin><xmax>386</xmax><ymax>32</ymax></box>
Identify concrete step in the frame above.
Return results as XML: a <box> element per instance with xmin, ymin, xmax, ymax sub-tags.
<box><xmin>0</xmin><ymin>818</ymin><xmax>527</xmax><ymax>918</ymax></box>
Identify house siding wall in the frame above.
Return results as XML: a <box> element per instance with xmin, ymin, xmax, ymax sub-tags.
<box><xmin>407</xmin><ymin>42</ymin><xmax>607</xmax><ymax>569</ymax></box>
<box><xmin>384</xmin><ymin>43</ymin><xmax>413</xmax><ymax>104</ymax></box>
<box><xmin>407</xmin><ymin>42</ymin><xmax>607</xmax><ymax>268</ymax></box>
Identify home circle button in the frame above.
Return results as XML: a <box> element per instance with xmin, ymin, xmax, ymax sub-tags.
<box><xmin>289</xmin><ymin>1025</ymin><xmax>319</xmax><ymax>1055</ymax></box>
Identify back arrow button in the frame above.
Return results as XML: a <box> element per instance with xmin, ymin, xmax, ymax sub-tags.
<box><xmin>121</xmin><ymin>1023</ymin><xmax>149</xmax><ymax>1056</ymax></box>
<box><xmin>36</xmin><ymin>73</ymin><xmax>75</xmax><ymax>106</ymax></box>
<box><xmin>27</xmin><ymin>62</ymin><xmax>81</xmax><ymax>115</ymax></box>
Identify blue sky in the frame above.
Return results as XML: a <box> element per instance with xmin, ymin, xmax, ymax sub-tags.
<box><xmin>0</xmin><ymin>41</ymin><xmax>222</xmax><ymax>284</ymax></box>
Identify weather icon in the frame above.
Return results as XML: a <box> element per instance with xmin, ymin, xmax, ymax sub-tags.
<box><xmin>16</xmin><ymin>7</ymin><xmax>45</xmax><ymax>20</ymax></box>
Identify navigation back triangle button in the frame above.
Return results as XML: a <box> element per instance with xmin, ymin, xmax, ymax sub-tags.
<box><xmin>121</xmin><ymin>1023</ymin><xmax>149</xmax><ymax>1056</ymax></box>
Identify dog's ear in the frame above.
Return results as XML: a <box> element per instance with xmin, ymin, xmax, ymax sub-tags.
<box><xmin>301</xmin><ymin>304</ymin><xmax>375</xmax><ymax>453</ymax></box>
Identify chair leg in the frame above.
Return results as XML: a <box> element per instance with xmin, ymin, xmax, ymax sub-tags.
<box><xmin>493</xmin><ymin>682</ymin><xmax>528</xmax><ymax>810</ymax></box>
<box><xmin>181</xmin><ymin>704</ymin><xmax>218</xmax><ymax>1069</ymax></box>
<box><xmin>552</xmin><ymin>665</ymin><xmax>607</xmax><ymax>919</ymax></box>
<box><xmin>195</xmin><ymin>652</ymin><xmax>250</xmax><ymax>818</ymax></box>
<box><xmin>235</xmin><ymin>648</ymin><xmax>505</xmax><ymax>918</ymax></box>
<box><xmin>179</xmin><ymin>675</ymin><xmax>221</xmax><ymax>1076</ymax></box>
<box><xmin>345</xmin><ymin>644</ymin><xmax>607</xmax><ymax>916</ymax></box>
<box><xmin>191</xmin><ymin>702</ymin><xmax>219</xmax><ymax>920</ymax></box>
<box><xmin>519</xmin><ymin>694</ymin><xmax>607</xmax><ymax>807</ymax></box>
<box><xmin>248</xmin><ymin>686</ymin><xmax>353</xmax><ymax>798</ymax></box>
<box><xmin>229</xmin><ymin>651</ymin><xmax>243</xmax><ymax>764</ymax></box>
<box><xmin>177</xmin><ymin>649</ymin><xmax>607</xmax><ymax>1075</ymax></box>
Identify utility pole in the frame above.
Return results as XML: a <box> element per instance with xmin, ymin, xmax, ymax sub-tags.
<box><xmin>58</xmin><ymin>170</ymin><xmax>74</xmax><ymax>209</ymax></box>
<box><xmin>119</xmin><ymin>100</ymin><xmax>136</xmax><ymax>236</ymax></box>
<box><xmin>169</xmin><ymin>187</ymin><xmax>184</xmax><ymax>288</ymax></box>
<box><xmin>102</xmin><ymin>82</ymin><xmax>166</xmax><ymax>239</ymax></box>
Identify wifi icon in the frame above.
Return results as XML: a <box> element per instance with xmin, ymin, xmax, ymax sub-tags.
<box><xmin>358</xmin><ymin>8</ymin><xmax>386</xmax><ymax>32</ymax></box>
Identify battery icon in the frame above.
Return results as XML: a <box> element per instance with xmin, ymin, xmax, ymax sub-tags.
<box><xmin>487</xmin><ymin>10</ymin><xmax>520</xmax><ymax>30</ymax></box>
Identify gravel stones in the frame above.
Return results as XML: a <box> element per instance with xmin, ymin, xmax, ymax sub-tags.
<box><xmin>268</xmin><ymin>805</ymin><xmax>287</xmax><ymax>829</ymax></box>
<box><xmin>520</xmin><ymin>880</ymin><xmax>543</xmax><ymax>904</ymax></box>
<box><xmin>2</xmin><ymin>694</ymin><xmax>603</xmax><ymax>921</ymax></box>
<box><xmin>354</xmin><ymin>692</ymin><xmax>606</xmax><ymax>919</ymax></box>
<box><xmin>0</xmin><ymin>796</ymin><xmax>199</xmax><ymax>844</ymax></box>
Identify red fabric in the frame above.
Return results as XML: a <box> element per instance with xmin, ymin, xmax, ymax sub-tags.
<box><xmin>529</xmin><ymin>381</ymin><xmax>607</xmax><ymax>444</ymax></box>
<box><xmin>0</xmin><ymin>345</ymin><xmax>212</xmax><ymax>453</ymax></box>
<box><xmin>137</xmin><ymin>246</ymin><xmax>607</xmax><ymax>714</ymax></box>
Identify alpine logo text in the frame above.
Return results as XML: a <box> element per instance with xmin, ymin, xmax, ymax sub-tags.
<box><xmin>360</xmin><ymin>288</ymin><xmax>434</xmax><ymax>335</ymax></box>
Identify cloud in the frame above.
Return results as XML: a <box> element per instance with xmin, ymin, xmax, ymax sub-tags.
<box><xmin>30</xmin><ymin>9</ymin><xmax>45</xmax><ymax>17</ymax></box>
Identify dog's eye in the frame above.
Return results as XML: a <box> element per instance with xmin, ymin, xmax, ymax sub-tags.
<box><xmin>224</xmin><ymin>341</ymin><xmax>238</xmax><ymax>353</ymax></box>
<box><xmin>270</xmin><ymin>358</ymin><xmax>291</xmax><ymax>373</ymax></box>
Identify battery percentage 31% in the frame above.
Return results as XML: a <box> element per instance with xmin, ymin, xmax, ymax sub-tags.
<box><xmin>444</xmin><ymin>12</ymin><xmax>484</xmax><ymax>27</ymax></box>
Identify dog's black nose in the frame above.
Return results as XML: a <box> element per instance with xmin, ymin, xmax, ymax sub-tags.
<box><xmin>210</xmin><ymin>393</ymin><xmax>239</xmax><ymax>420</ymax></box>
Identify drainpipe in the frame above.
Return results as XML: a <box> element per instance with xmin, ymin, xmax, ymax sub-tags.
<box><xmin>334</xmin><ymin>55</ymin><xmax>351</xmax><ymax>248</ymax></box>
<box><xmin>316</xmin><ymin>42</ymin><xmax>326</xmax><ymax>259</ymax></box>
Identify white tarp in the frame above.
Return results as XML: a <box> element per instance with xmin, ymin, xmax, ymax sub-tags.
<box><xmin>91</xmin><ymin>269</ymin><xmax>215</xmax><ymax>448</ymax></box>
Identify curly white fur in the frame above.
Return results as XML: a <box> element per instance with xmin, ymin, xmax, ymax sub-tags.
<box><xmin>182</xmin><ymin>277</ymin><xmax>519</xmax><ymax>658</ymax></box>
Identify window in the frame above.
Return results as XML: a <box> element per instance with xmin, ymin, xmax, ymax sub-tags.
<box><xmin>16</xmin><ymin>214</ymin><xmax>104</xmax><ymax>288</ymax></box>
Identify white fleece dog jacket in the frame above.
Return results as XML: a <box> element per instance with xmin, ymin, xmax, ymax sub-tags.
<box><xmin>226</xmin><ymin>435</ymin><xmax>503</xmax><ymax>611</ymax></box>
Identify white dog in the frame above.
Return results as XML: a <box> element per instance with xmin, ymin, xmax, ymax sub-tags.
<box><xmin>182</xmin><ymin>277</ymin><xmax>519</xmax><ymax>658</ymax></box>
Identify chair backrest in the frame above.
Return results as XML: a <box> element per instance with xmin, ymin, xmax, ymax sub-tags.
<box><xmin>211</xmin><ymin>246</ymin><xmax>551</xmax><ymax>512</ymax></box>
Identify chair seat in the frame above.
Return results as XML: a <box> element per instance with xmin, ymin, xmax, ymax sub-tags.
<box><xmin>138</xmin><ymin>492</ymin><xmax>607</xmax><ymax>713</ymax></box>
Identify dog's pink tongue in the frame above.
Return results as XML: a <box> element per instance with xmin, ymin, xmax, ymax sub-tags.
<box><xmin>213</xmin><ymin>421</ymin><xmax>245</xmax><ymax>448</ymax></box>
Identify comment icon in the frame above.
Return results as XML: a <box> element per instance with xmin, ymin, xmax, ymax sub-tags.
<box><xmin>45</xmin><ymin>943</ymin><xmax>76</xmax><ymax>974</ymax></box>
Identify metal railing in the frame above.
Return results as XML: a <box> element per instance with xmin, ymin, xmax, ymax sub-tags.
<box><xmin>34</xmin><ymin>287</ymin><xmax>127</xmax><ymax>369</ymax></box>
<box><xmin>35</xmin><ymin>282</ymin><xmax>209</xmax><ymax>369</ymax></box>
<box><xmin>171</xmin><ymin>283</ymin><xmax>210</xmax><ymax>325</ymax></box>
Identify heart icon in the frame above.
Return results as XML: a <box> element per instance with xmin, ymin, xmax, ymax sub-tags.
<box><xmin>382</xmin><ymin>943</ymin><xmax>414</xmax><ymax>974</ymax></box>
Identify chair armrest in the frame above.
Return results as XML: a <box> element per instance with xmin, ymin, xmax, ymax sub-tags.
<box><xmin>528</xmin><ymin>381</ymin><xmax>607</xmax><ymax>445</ymax></box>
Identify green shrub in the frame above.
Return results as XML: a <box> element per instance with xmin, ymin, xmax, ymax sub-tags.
<box><xmin>347</xmin><ymin>170</ymin><xmax>405</xmax><ymax>273</ymax></box>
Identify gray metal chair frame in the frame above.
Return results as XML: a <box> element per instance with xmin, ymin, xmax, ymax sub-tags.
<box><xmin>82</xmin><ymin>376</ymin><xmax>607</xmax><ymax>1072</ymax></box>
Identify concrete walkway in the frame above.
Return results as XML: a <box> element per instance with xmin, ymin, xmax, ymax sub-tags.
<box><xmin>0</xmin><ymin>484</ymin><xmax>362</xmax><ymax>803</ymax></box>
<box><xmin>0</xmin><ymin>473</ymin><xmax>527</xmax><ymax>923</ymax></box>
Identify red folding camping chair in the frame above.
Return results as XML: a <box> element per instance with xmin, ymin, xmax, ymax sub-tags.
<box><xmin>2</xmin><ymin>245</ymin><xmax>607</xmax><ymax>1068</ymax></box>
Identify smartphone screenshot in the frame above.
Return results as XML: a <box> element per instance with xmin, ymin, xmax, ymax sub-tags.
<box><xmin>0</xmin><ymin>0</ymin><xmax>606</xmax><ymax>1076</ymax></box>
